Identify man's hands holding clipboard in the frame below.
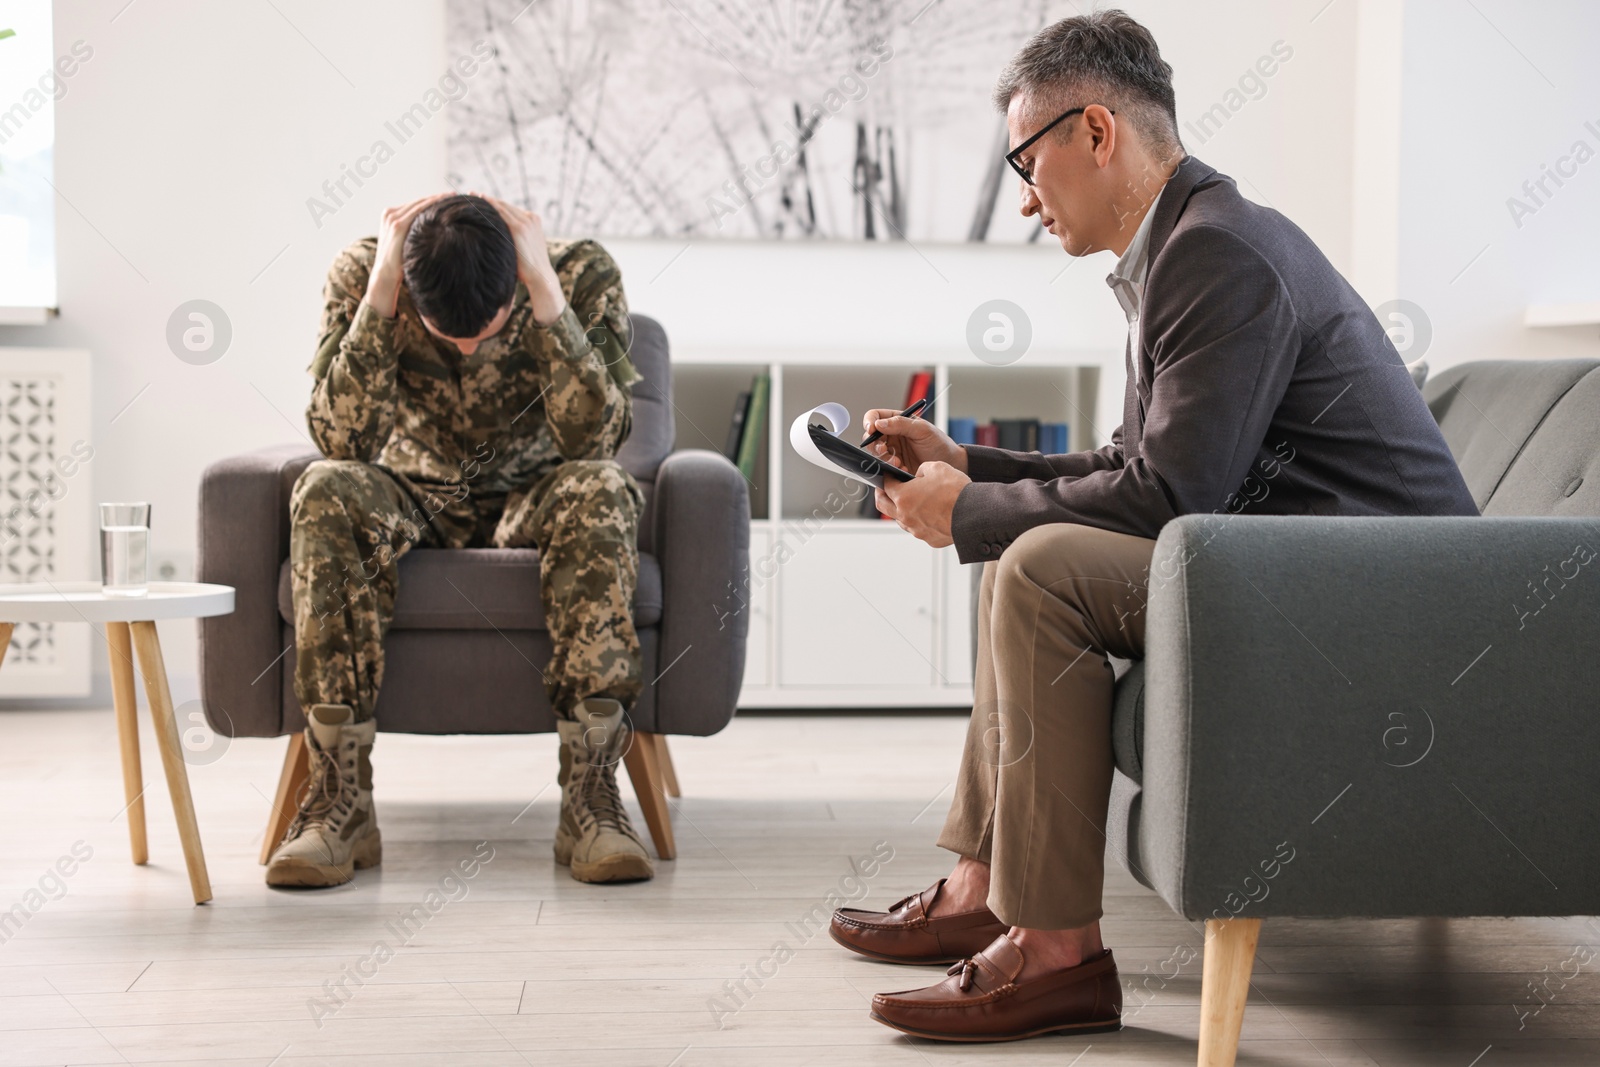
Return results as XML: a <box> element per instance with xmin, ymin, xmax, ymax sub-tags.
<box><xmin>862</xmin><ymin>406</ymin><xmax>972</xmax><ymax>549</ymax></box>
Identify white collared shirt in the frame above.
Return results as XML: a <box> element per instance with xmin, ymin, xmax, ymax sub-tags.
<box><xmin>1105</xmin><ymin>186</ymin><xmax>1166</xmax><ymax>384</ymax></box>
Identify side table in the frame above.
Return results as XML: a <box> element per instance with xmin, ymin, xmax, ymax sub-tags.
<box><xmin>0</xmin><ymin>582</ymin><xmax>235</xmax><ymax>904</ymax></box>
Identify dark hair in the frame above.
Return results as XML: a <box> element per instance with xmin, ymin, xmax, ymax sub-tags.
<box><xmin>993</xmin><ymin>9</ymin><xmax>1181</xmax><ymax>155</ymax></box>
<box><xmin>402</xmin><ymin>195</ymin><xmax>518</xmax><ymax>338</ymax></box>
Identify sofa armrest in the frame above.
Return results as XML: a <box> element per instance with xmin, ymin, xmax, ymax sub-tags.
<box><xmin>1139</xmin><ymin>514</ymin><xmax>1600</xmax><ymax>921</ymax></box>
<box><xmin>648</xmin><ymin>449</ymin><xmax>750</xmax><ymax>736</ymax></box>
<box><xmin>197</xmin><ymin>444</ymin><xmax>321</xmax><ymax>738</ymax></box>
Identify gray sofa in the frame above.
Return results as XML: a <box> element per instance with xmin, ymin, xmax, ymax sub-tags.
<box><xmin>1105</xmin><ymin>358</ymin><xmax>1600</xmax><ymax>1064</ymax></box>
<box><xmin>196</xmin><ymin>314</ymin><xmax>750</xmax><ymax>862</ymax></box>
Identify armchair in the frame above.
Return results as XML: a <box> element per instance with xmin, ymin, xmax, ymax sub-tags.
<box><xmin>196</xmin><ymin>314</ymin><xmax>750</xmax><ymax>863</ymax></box>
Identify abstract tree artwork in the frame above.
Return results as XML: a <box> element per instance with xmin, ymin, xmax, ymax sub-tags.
<box><xmin>446</xmin><ymin>0</ymin><xmax>1070</xmax><ymax>242</ymax></box>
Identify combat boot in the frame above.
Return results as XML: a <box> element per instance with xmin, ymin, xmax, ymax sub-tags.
<box><xmin>266</xmin><ymin>704</ymin><xmax>381</xmax><ymax>887</ymax></box>
<box><xmin>554</xmin><ymin>698</ymin><xmax>655</xmax><ymax>883</ymax></box>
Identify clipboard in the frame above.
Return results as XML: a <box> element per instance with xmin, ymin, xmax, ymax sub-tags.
<box><xmin>807</xmin><ymin>422</ymin><xmax>914</xmax><ymax>484</ymax></box>
<box><xmin>789</xmin><ymin>402</ymin><xmax>915</xmax><ymax>490</ymax></box>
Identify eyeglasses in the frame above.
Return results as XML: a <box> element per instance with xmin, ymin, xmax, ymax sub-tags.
<box><xmin>1005</xmin><ymin>105</ymin><xmax>1113</xmax><ymax>185</ymax></box>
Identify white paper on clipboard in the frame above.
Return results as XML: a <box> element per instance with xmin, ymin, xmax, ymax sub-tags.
<box><xmin>788</xmin><ymin>402</ymin><xmax>890</xmax><ymax>489</ymax></box>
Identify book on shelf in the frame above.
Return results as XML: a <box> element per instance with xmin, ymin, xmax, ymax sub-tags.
<box><xmin>954</xmin><ymin>419</ymin><xmax>1069</xmax><ymax>454</ymax></box>
<box><xmin>734</xmin><ymin>374</ymin><xmax>770</xmax><ymax>482</ymax></box>
<box><xmin>724</xmin><ymin>390</ymin><xmax>750</xmax><ymax>460</ymax></box>
<box><xmin>995</xmin><ymin>418</ymin><xmax>1039</xmax><ymax>452</ymax></box>
<box><xmin>903</xmin><ymin>369</ymin><xmax>934</xmax><ymax>419</ymax></box>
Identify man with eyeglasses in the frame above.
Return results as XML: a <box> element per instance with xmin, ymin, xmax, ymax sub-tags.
<box><xmin>829</xmin><ymin>9</ymin><xmax>1476</xmax><ymax>1042</ymax></box>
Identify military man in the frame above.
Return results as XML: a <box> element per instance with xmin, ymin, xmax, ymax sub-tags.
<box><xmin>267</xmin><ymin>192</ymin><xmax>655</xmax><ymax>888</ymax></box>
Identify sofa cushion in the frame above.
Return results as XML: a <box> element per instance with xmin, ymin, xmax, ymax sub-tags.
<box><xmin>1484</xmin><ymin>367</ymin><xmax>1600</xmax><ymax>518</ymax></box>
<box><xmin>1110</xmin><ymin>657</ymin><xmax>1146</xmax><ymax>784</ymax></box>
<box><xmin>1423</xmin><ymin>359</ymin><xmax>1598</xmax><ymax>510</ymax></box>
<box><xmin>277</xmin><ymin>547</ymin><xmax>663</xmax><ymax>630</ymax></box>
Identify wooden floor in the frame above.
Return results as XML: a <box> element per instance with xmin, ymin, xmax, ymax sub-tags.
<box><xmin>0</xmin><ymin>708</ymin><xmax>1594</xmax><ymax>1066</ymax></box>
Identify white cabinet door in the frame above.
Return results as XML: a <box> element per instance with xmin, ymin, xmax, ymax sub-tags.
<box><xmin>776</xmin><ymin>526</ymin><xmax>937</xmax><ymax>688</ymax></box>
<box><xmin>741</xmin><ymin>526</ymin><xmax>773</xmax><ymax>688</ymax></box>
<box><xmin>943</xmin><ymin>549</ymin><xmax>976</xmax><ymax>687</ymax></box>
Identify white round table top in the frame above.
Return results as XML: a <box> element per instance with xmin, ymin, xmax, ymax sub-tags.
<box><xmin>0</xmin><ymin>581</ymin><xmax>235</xmax><ymax>623</ymax></box>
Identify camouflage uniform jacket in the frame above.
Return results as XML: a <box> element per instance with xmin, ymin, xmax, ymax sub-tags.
<box><xmin>306</xmin><ymin>236</ymin><xmax>642</xmax><ymax>543</ymax></box>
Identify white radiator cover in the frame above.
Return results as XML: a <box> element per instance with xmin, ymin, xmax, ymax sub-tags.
<box><xmin>0</xmin><ymin>348</ymin><xmax>92</xmax><ymax>696</ymax></box>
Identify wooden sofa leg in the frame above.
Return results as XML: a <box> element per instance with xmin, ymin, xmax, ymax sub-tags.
<box><xmin>622</xmin><ymin>730</ymin><xmax>677</xmax><ymax>861</ymax></box>
<box><xmin>1198</xmin><ymin>917</ymin><xmax>1261</xmax><ymax>1067</ymax></box>
<box><xmin>654</xmin><ymin>734</ymin><xmax>681</xmax><ymax>798</ymax></box>
<box><xmin>259</xmin><ymin>733</ymin><xmax>310</xmax><ymax>865</ymax></box>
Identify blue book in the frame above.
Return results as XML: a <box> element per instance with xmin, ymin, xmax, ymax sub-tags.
<box><xmin>947</xmin><ymin>417</ymin><xmax>978</xmax><ymax>445</ymax></box>
<box><xmin>1042</xmin><ymin>422</ymin><xmax>1069</xmax><ymax>454</ymax></box>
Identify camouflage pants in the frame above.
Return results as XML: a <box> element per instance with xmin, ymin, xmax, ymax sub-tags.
<box><xmin>289</xmin><ymin>458</ymin><xmax>644</xmax><ymax>723</ymax></box>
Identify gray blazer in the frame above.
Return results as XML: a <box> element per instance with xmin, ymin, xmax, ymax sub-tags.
<box><xmin>951</xmin><ymin>156</ymin><xmax>1477</xmax><ymax>564</ymax></box>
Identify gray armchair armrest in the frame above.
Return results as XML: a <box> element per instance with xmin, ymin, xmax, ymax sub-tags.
<box><xmin>1138</xmin><ymin>514</ymin><xmax>1600</xmax><ymax>921</ymax></box>
<box><xmin>648</xmin><ymin>449</ymin><xmax>750</xmax><ymax>735</ymax></box>
<box><xmin>197</xmin><ymin>444</ymin><xmax>321</xmax><ymax>738</ymax></box>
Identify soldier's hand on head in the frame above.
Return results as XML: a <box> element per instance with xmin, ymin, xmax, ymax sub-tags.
<box><xmin>477</xmin><ymin>194</ymin><xmax>567</xmax><ymax>326</ymax></box>
<box><xmin>365</xmin><ymin>193</ymin><xmax>451</xmax><ymax>319</ymax></box>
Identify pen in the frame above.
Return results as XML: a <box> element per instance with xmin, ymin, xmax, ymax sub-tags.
<box><xmin>860</xmin><ymin>397</ymin><xmax>931</xmax><ymax>448</ymax></box>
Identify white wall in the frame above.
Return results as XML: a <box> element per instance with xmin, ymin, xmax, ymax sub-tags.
<box><xmin>0</xmin><ymin>0</ymin><xmax>452</xmax><ymax>703</ymax></box>
<box><xmin>1398</xmin><ymin>0</ymin><xmax>1600</xmax><ymax>370</ymax></box>
<box><xmin>0</xmin><ymin>0</ymin><xmax>1366</xmax><ymax>703</ymax></box>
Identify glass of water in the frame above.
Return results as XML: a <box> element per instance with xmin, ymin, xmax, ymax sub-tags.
<box><xmin>100</xmin><ymin>503</ymin><xmax>151</xmax><ymax>597</ymax></box>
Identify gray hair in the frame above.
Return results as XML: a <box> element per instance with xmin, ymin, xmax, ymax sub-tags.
<box><xmin>993</xmin><ymin>9</ymin><xmax>1182</xmax><ymax>156</ymax></box>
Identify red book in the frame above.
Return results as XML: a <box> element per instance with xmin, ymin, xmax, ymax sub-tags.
<box><xmin>904</xmin><ymin>370</ymin><xmax>933</xmax><ymax>408</ymax></box>
<box><xmin>975</xmin><ymin>422</ymin><xmax>1000</xmax><ymax>448</ymax></box>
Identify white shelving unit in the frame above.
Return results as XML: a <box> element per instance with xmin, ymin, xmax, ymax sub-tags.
<box><xmin>672</xmin><ymin>346</ymin><xmax>1120</xmax><ymax>709</ymax></box>
<box><xmin>0</xmin><ymin>308</ymin><xmax>53</xmax><ymax>326</ymax></box>
<box><xmin>1525</xmin><ymin>302</ymin><xmax>1600</xmax><ymax>328</ymax></box>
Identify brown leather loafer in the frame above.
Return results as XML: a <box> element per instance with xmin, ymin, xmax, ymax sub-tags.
<box><xmin>830</xmin><ymin>879</ymin><xmax>1009</xmax><ymax>965</ymax></box>
<box><xmin>870</xmin><ymin>933</ymin><xmax>1122</xmax><ymax>1042</ymax></box>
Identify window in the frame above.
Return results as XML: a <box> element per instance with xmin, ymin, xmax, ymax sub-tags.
<box><xmin>0</xmin><ymin>2</ymin><xmax>59</xmax><ymax>313</ymax></box>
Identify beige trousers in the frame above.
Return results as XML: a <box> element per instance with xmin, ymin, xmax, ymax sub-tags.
<box><xmin>938</xmin><ymin>523</ymin><xmax>1158</xmax><ymax>930</ymax></box>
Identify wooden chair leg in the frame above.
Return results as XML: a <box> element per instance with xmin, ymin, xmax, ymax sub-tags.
<box><xmin>129</xmin><ymin>621</ymin><xmax>212</xmax><ymax>905</ymax></box>
<box><xmin>622</xmin><ymin>729</ymin><xmax>676</xmax><ymax>861</ymax></box>
<box><xmin>1198</xmin><ymin>917</ymin><xmax>1262</xmax><ymax>1067</ymax></box>
<box><xmin>259</xmin><ymin>732</ymin><xmax>310</xmax><ymax>865</ymax></box>
<box><xmin>654</xmin><ymin>733</ymin><xmax>681</xmax><ymax>798</ymax></box>
<box><xmin>106</xmin><ymin>622</ymin><xmax>148</xmax><ymax>865</ymax></box>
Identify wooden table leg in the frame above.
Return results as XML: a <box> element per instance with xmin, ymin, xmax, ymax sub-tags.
<box><xmin>106</xmin><ymin>622</ymin><xmax>148</xmax><ymax>866</ymax></box>
<box><xmin>259</xmin><ymin>733</ymin><xmax>309</xmax><ymax>866</ymax></box>
<box><xmin>129</xmin><ymin>620</ymin><xmax>212</xmax><ymax>905</ymax></box>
